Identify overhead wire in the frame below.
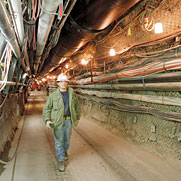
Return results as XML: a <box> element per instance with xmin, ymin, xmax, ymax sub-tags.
<box><xmin>71</xmin><ymin>57</ymin><xmax>181</xmax><ymax>85</ymax></box>
<box><xmin>0</xmin><ymin>44</ymin><xmax>12</xmax><ymax>92</ymax></box>
<box><xmin>79</xmin><ymin>94</ymin><xmax>181</xmax><ymax>123</ymax></box>
<box><xmin>97</xmin><ymin>0</ymin><xmax>168</xmax><ymax>51</ymax></box>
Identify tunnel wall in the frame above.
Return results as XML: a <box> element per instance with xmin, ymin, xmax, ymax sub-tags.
<box><xmin>73</xmin><ymin>0</ymin><xmax>181</xmax><ymax>162</ymax></box>
<box><xmin>79</xmin><ymin>90</ymin><xmax>181</xmax><ymax>161</ymax></box>
<box><xmin>0</xmin><ymin>92</ymin><xmax>24</xmax><ymax>153</ymax></box>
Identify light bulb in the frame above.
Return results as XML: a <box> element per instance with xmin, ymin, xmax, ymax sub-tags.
<box><xmin>110</xmin><ymin>48</ymin><xmax>116</xmax><ymax>56</ymax></box>
<box><xmin>154</xmin><ymin>23</ymin><xmax>163</xmax><ymax>34</ymax></box>
<box><xmin>65</xmin><ymin>64</ymin><xmax>69</xmax><ymax>69</ymax></box>
<box><xmin>81</xmin><ymin>59</ymin><xmax>88</xmax><ymax>65</ymax></box>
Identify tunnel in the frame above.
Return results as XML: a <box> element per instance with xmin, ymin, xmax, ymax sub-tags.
<box><xmin>0</xmin><ymin>0</ymin><xmax>181</xmax><ymax>180</ymax></box>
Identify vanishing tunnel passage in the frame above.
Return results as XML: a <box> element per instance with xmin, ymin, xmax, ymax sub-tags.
<box><xmin>1</xmin><ymin>0</ymin><xmax>181</xmax><ymax>180</ymax></box>
<box><xmin>1</xmin><ymin>91</ymin><xmax>181</xmax><ymax>181</ymax></box>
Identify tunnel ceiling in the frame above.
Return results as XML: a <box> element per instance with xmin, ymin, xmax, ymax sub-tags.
<box><xmin>0</xmin><ymin>0</ymin><xmax>181</xmax><ymax>88</ymax></box>
<box><xmin>38</xmin><ymin>0</ymin><xmax>141</xmax><ymax>76</ymax></box>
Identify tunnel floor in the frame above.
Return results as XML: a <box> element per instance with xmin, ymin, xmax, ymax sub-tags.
<box><xmin>1</xmin><ymin>91</ymin><xmax>181</xmax><ymax>181</ymax></box>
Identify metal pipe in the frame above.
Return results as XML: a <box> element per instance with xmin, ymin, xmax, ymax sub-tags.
<box><xmin>35</xmin><ymin>0</ymin><xmax>62</xmax><ymax>74</ymax></box>
<box><xmin>111</xmin><ymin>71</ymin><xmax>181</xmax><ymax>82</ymax></box>
<box><xmin>76</xmin><ymin>88</ymin><xmax>181</xmax><ymax>107</ymax></box>
<box><xmin>0</xmin><ymin>81</ymin><xmax>25</xmax><ymax>86</ymax></box>
<box><xmin>70</xmin><ymin>58</ymin><xmax>181</xmax><ymax>85</ymax></box>
<box><xmin>79</xmin><ymin>94</ymin><xmax>181</xmax><ymax>123</ymax></box>
<box><xmin>38</xmin><ymin>0</ymin><xmax>77</xmax><ymax>73</ymax></box>
<box><xmin>8</xmin><ymin>0</ymin><xmax>22</xmax><ymax>45</ymax></box>
<box><xmin>72</xmin><ymin>71</ymin><xmax>103</xmax><ymax>80</ymax></box>
<box><xmin>9</xmin><ymin>0</ymin><xmax>24</xmax><ymax>45</ymax></box>
<box><xmin>8</xmin><ymin>0</ymin><xmax>31</xmax><ymax>73</ymax></box>
<box><xmin>71</xmin><ymin>71</ymin><xmax>181</xmax><ymax>83</ymax></box>
<box><xmin>71</xmin><ymin>82</ymin><xmax>181</xmax><ymax>91</ymax></box>
<box><xmin>0</xmin><ymin>0</ymin><xmax>21</xmax><ymax>58</ymax></box>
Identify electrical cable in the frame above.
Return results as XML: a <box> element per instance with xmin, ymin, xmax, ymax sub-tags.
<box><xmin>79</xmin><ymin>94</ymin><xmax>181</xmax><ymax>123</ymax></box>
<box><xmin>0</xmin><ymin>44</ymin><xmax>12</xmax><ymax>92</ymax></box>
<box><xmin>97</xmin><ymin>0</ymin><xmax>172</xmax><ymax>53</ymax></box>
<box><xmin>71</xmin><ymin>58</ymin><xmax>181</xmax><ymax>84</ymax></box>
<box><xmin>32</xmin><ymin>0</ymin><xmax>41</xmax><ymax>20</ymax></box>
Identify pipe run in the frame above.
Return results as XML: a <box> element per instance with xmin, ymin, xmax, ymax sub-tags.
<box><xmin>71</xmin><ymin>82</ymin><xmax>181</xmax><ymax>92</ymax></box>
<box><xmin>0</xmin><ymin>81</ymin><xmax>25</xmax><ymax>86</ymax></box>
<box><xmin>0</xmin><ymin>1</ymin><xmax>21</xmax><ymax>58</ymax></box>
<box><xmin>79</xmin><ymin>94</ymin><xmax>181</xmax><ymax>123</ymax></box>
<box><xmin>70</xmin><ymin>58</ymin><xmax>181</xmax><ymax>85</ymax></box>
<box><xmin>75</xmin><ymin>88</ymin><xmax>181</xmax><ymax>107</ymax></box>
<box><xmin>8</xmin><ymin>0</ymin><xmax>31</xmax><ymax>73</ymax></box>
<box><xmin>8</xmin><ymin>0</ymin><xmax>24</xmax><ymax>45</ymax></box>
<box><xmin>38</xmin><ymin>0</ymin><xmax>78</xmax><ymax>74</ymax></box>
<box><xmin>35</xmin><ymin>0</ymin><xmax>62</xmax><ymax>74</ymax></box>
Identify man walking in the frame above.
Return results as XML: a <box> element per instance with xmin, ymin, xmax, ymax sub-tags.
<box><xmin>43</xmin><ymin>73</ymin><xmax>80</xmax><ymax>172</ymax></box>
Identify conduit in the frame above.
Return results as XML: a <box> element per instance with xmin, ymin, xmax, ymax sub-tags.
<box><xmin>71</xmin><ymin>71</ymin><xmax>103</xmax><ymax>80</ymax></box>
<box><xmin>70</xmin><ymin>58</ymin><xmax>181</xmax><ymax>85</ymax></box>
<box><xmin>35</xmin><ymin>0</ymin><xmax>61</xmax><ymax>74</ymax></box>
<box><xmin>76</xmin><ymin>89</ymin><xmax>181</xmax><ymax>107</ymax></box>
<box><xmin>8</xmin><ymin>0</ymin><xmax>31</xmax><ymax>73</ymax></box>
<box><xmin>0</xmin><ymin>1</ymin><xmax>21</xmax><ymax>58</ymax></box>
<box><xmin>71</xmin><ymin>82</ymin><xmax>181</xmax><ymax>91</ymax></box>
<box><xmin>9</xmin><ymin>0</ymin><xmax>24</xmax><ymax>45</ymax></box>
<box><xmin>79</xmin><ymin>94</ymin><xmax>181</xmax><ymax>123</ymax></box>
<box><xmin>38</xmin><ymin>0</ymin><xmax>77</xmax><ymax>73</ymax></box>
<box><xmin>72</xmin><ymin>71</ymin><xmax>181</xmax><ymax>83</ymax></box>
<box><xmin>0</xmin><ymin>81</ymin><xmax>25</xmax><ymax>86</ymax></box>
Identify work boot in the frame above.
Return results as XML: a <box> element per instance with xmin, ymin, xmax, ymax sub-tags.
<box><xmin>65</xmin><ymin>152</ymin><xmax>68</xmax><ymax>161</ymax></box>
<box><xmin>58</xmin><ymin>161</ymin><xmax>65</xmax><ymax>172</ymax></box>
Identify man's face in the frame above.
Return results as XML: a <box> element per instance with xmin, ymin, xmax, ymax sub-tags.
<box><xmin>57</xmin><ymin>81</ymin><xmax>68</xmax><ymax>89</ymax></box>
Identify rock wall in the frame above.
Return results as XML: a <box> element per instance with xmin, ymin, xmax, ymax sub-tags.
<box><xmin>0</xmin><ymin>93</ymin><xmax>24</xmax><ymax>153</ymax></box>
<box><xmin>79</xmin><ymin>92</ymin><xmax>181</xmax><ymax>161</ymax></box>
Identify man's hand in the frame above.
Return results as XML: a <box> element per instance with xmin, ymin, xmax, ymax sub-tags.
<box><xmin>46</xmin><ymin>120</ymin><xmax>54</xmax><ymax>129</ymax></box>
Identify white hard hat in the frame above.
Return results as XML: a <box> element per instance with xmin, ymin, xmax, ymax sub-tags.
<box><xmin>56</xmin><ymin>74</ymin><xmax>69</xmax><ymax>82</ymax></box>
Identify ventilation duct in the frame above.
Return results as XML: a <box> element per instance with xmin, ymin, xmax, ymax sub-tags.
<box><xmin>0</xmin><ymin>1</ymin><xmax>21</xmax><ymax>58</ymax></box>
<box><xmin>34</xmin><ymin>0</ymin><xmax>61</xmax><ymax>74</ymax></box>
<box><xmin>39</xmin><ymin>0</ymin><xmax>140</xmax><ymax>76</ymax></box>
<box><xmin>9</xmin><ymin>0</ymin><xmax>31</xmax><ymax>73</ymax></box>
<box><xmin>9</xmin><ymin>0</ymin><xmax>24</xmax><ymax>45</ymax></box>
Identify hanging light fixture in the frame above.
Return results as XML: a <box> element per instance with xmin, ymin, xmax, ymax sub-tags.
<box><xmin>109</xmin><ymin>48</ymin><xmax>116</xmax><ymax>56</ymax></box>
<box><xmin>65</xmin><ymin>64</ymin><xmax>69</xmax><ymax>69</ymax></box>
<box><xmin>81</xmin><ymin>59</ymin><xmax>88</xmax><ymax>65</ymax></box>
<box><xmin>154</xmin><ymin>23</ymin><xmax>163</xmax><ymax>34</ymax></box>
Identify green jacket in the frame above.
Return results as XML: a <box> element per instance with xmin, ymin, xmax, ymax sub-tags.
<box><xmin>43</xmin><ymin>87</ymin><xmax>80</xmax><ymax>128</ymax></box>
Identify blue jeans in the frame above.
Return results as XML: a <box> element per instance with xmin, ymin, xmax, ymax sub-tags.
<box><xmin>53</xmin><ymin>119</ymin><xmax>72</xmax><ymax>161</ymax></box>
